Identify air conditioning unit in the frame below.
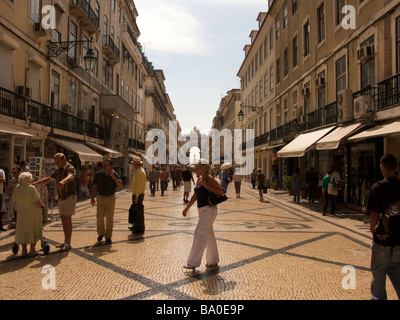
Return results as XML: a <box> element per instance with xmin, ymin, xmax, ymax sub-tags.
<box><xmin>315</xmin><ymin>77</ymin><xmax>326</xmax><ymax>88</ymax></box>
<box><xmin>62</xmin><ymin>104</ymin><xmax>73</xmax><ymax>114</ymax></box>
<box><xmin>16</xmin><ymin>86</ymin><xmax>32</xmax><ymax>98</ymax></box>
<box><xmin>354</xmin><ymin>95</ymin><xmax>372</xmax><ymax>119</ymax></box>
<box><xmin>301</xmin><ymin>87</ymin><xmax>310</xmax><ymax>96</ymax></box>
<box><xmin>78</xmin><ymin>110</ymin><xmax>87</xmax><ymax>119</ymax></box>
<box><xmin>337</xmin><ymin>89</ymin><xmax>353</xmax><ymax>123</ymax></box>
<box><xmin>357</xmin><ymin>45</ymin><xmax>375</xmax><ymax>62</ymax></box>
<box><xmin>34</xmin><ymin>22</ymin><xmax>47</xmax><ymax>36</ymax></box>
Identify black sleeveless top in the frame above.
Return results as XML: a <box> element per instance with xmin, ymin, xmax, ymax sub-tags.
<box><xmin>195</xmin><ymin>182</ymin><xmax>210</xmax><ymax>208</ymax></box>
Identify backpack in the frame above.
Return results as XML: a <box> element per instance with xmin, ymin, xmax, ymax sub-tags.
<box><xmin>382</xmin><ymin>199</ymin><xmax>400</xmax><ymax>236</ymax></box>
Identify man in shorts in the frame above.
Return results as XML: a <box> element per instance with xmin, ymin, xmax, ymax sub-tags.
<box><xmin>34</xmin><ymin>153</ymin><xmax>76</xmax><ymax>251</ymax></box>
<box><xmin>182</xmin><ymin>165</ymin><xmax>195</xmax><ymax>204</ymax></box>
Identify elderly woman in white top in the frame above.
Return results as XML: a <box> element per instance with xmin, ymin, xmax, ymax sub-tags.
<box><xmin>12</xmin><ymin>172</ymin><xmax>45</xmax><ymax>256</ymax></box>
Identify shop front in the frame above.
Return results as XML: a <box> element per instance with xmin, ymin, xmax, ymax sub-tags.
<box><xmin>47</xmin><ymin>137</ymin><xmax>104</xmax><ymax>195</ymax></box>
<box><xmin>0</xmin><ymin>123</ymin><xmax>40</xmax><ymax>169</ymax></box>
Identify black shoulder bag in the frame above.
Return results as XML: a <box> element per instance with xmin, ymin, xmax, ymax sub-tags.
<box><xmin>206</xmin><ymin>177</ymin><xmax>228</xmax><ymax>206</ymax></box>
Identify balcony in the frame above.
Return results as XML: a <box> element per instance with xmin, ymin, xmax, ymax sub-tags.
<box><xmin>376</xmin><ymin>73</ymin><xmax>400</xmax><ymax>111</ymax></box>
<box><xmin>129</xmin><ymin>139</ymin><xmax>145</xmax><ymax>151</ymax></box>
<box><xmin>307</xmin><ymin>102</ymin><xmax>338</xmax><ymax>130</ymax></box>
<box><xmin>0</xmin><ymin>87</ymin><xmax>25</xmax><ymax>120</ymax></box>
<box><xmin>0</xmin><ymin>87</ymin><xmax>104</xmax><ymax>140</ymax></box>
<box><xmin>102</xmin><ymin>35</ymin><xmax>120</xmax><ymax>63</ymax></box>
<box><xmin>52</xmin><ymin>109</ymin><xmax>104</xmax><ymax>140</ymax></box>
<box><xmin>70</xmin><ymin>0</ymin><xmax>99</xmax><ymax>35</ymax></box>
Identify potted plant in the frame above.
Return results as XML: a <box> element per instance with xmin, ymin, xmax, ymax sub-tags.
<box><xmin>265</xmin><ymin>179</ymin><xmax>271</xmax><ymax>188</ymax></box>
<box><xmin>283</xmin><ymin>176</ymin><xmax>293</xmax><ymax>195</ymax></box>
<box><xmin>272</xmin><ymin>179</ymin><xmax>278</xmax><ymax>190</ymax></box>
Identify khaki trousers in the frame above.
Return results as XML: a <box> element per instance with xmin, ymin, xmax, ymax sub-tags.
<box><xmin>96</xmin><ymin>194</ymin><xmax>116</xmax><ymax>239</ymax></box>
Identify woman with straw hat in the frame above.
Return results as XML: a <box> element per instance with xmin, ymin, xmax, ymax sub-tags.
<box><xmin>182</xmin><ymin>159</ymin><xmax>224</xmax><ymax>271</ymax></box>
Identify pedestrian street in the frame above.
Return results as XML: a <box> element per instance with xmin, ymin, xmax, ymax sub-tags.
<box><xmin>0</xmin><ymin>181</ymin><xmax>398</xmax><ymax>300</ymax></box>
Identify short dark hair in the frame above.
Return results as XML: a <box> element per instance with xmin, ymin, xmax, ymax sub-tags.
<box><xmin>380</xmin><ymin>153</ymin><xmax>397</xmax><ymax>172</ymax></box>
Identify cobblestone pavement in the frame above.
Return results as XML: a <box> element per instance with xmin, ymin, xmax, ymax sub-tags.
<box><xmin>0</xmin><ymin>181</ymin><xmax>398</xmax><ymax>300</ymax></box>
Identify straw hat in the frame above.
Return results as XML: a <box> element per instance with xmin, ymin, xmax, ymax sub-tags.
<box><xmin>131</xmin><ymin>156</ymin><xmax>143</xmax><ymax>165</ymax></box>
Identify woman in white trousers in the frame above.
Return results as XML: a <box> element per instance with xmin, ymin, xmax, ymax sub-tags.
<box><xmin>182</xmin><ymin>159</ymin><xmax>225</xmax><ymax>270</ymax></box>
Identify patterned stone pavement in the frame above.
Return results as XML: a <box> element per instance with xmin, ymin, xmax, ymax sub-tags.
<box><xmin>0</xmin><ymin>181</ymin><xmax>398</xmax><ymax>301</ymax></box>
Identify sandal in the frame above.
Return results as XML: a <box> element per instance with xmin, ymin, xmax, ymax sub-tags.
<box><xmin>183</xmin><ymin>264</ymin><xmax>196</xmax><ymax>270</ymax></box>
<box><xmin>205</xmin><ymin>264</ymin><xmax>219</xmax><ymax>268</ymax></box>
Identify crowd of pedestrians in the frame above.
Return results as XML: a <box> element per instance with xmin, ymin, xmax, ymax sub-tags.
<box><xmin>2</xmin><ymin>153</ymin><xmax>400</xmax><ymax>300</ymax></box>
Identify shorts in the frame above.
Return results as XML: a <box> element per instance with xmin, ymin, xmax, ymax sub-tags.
<box><xmin>58</xmin><ymin>194</ymin><xmax>77</xmax><ymax>216</ymax></box>
<box><xmin>184</xmin><ymin>181</ymin><xmax>192</xmax><ymax>193</ymax></box>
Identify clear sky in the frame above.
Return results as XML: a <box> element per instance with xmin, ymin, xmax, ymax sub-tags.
<box><xmin>134</xmin><ymin>0</ymin><xmax>269</xmax><ymax>132</ymax></box>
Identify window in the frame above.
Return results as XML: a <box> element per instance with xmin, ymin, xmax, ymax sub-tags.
<box><xmin>317</xmin><ymin>71</ymin><xmax>326</xmax><ymax>109</ymax></box>
<box><xmin>51</xmin><ymin>71</ymin><xmax>60</xmax><ymax>110</ymax></box>
<box><xmin>336</xmin><ymin>0</ymin><xmax>345</xmax><ymax>26</ymax></box>
<box><xmin>95</xmin><ymin>1</ymin><xmax>100</xmax><ymax>19</ymax></box>
<box><xmin>292</xmin><ymin>0</ymin><xmax>298</xmax><ymax>15</ymax></box>
<box><xmin>283</xmin><ymin>2</ymin><xmax>288</xmax><ymax>29</ymax></box>
<box><xmin>264</xmin><ymin>73</ymin><xmax>268</xmax><ymax>97</ymax></box>
<box><xmin>264</xmin><ymin>36</ymin><xmax>268</xmax><ymax>58</ymax></box>
<box><xmin>318</xmin><ymin>3</ymin><xmax>325</xmax><ymax>43</ymax></box>
<box><xmin>276</xmin><ymin>103</ymin><xmax>281</xmax><ymax>127</ymax></box>
<box><xmin>270</xmin><ymin>28</ymin><xmax>274</xmax><ymax>50</ymax></box>
<box><xmin>269</xmin><ymin>108</ymin><xmax>274</xmax><ymax>130</ymax></box>
<box><xmin>275</xmin><ymin>17</ymin><xmax>280</xmax><ymax>41</ymax></box>
<box><xmin>360</xmin><ymin>36</ymin><xmax>375</xmax><ymax>89</ymax></box>
<box><xmin>69</xmin><ymin>21</ymin><xmax>77</xmax><ymax>57</ymax></box>
<box><xmin>259</xmin><ymin>80</ymin><xmax>263</xmax><ymax>102</ymax></box>
<box><xmin>68</xmin><ymin>81</ymin><xmax>76</xmax><ymax>113</ymax></box>
<box><xmin>30</xmin><ymin>0</ymin><xmax>41</xmax><ymax>23</ymax></box>
<box><xmin>292</xmin><ymin>90</ymin><xmax>298</xmax><ymax>119</ymax></box>
<box><xmin>270</xmin><ymin>66</ymin><xmax>274</xmax><ymax>91</ymax></box>
<box><xmin>82</xmin><ymin>91</ymin><xmax>88</xmax><ymax>118</ymax></box>
<box><xmin>293</xmin><ymin>35</ymin><xmax>298</xmax><ymax>67</ymax></box>
<box><xmin>303</xmin><ymin>82</ymin><xmax>311</xmax><ymax>115</ymax></box>
<box><xmin>304</xmin><ymin>21</ymin><xmax>310</xmax><ymax>56</ymax></box>
<box><xmin>336</xmin><ymin>56</ymin><xmax>347</xmax><ymax>93</ymax></box>
<box><xmin>93</xmin><ymin>49</ymin><xmax>99</xmax><ymax>77</ymax></box>
<box><xmin>284</xmin><ymin>98</ymin><xmax>288</xmax><ymax>124</ymax></box>
<box><xmin>284</xmin><ymin>49</ymin><xmax>289</xmax><ymax>77</ymax></box>
<box><xmin>276</xmin><ymin>58</ymin><xmax>281</xmax><ymax>84</ymax></box>
<box><xmin>264</xmin><ymin>112</ymin><xmax>267</xmax><ymax>134</ymax></box>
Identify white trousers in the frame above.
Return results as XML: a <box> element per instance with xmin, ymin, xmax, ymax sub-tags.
<box><xmin>187</xmin><ymin>205</ymin><xmax>219</xmax><ymax>267</ymax></box>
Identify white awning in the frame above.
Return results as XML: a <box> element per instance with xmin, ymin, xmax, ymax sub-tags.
<box><xmin>50</xmin><ymin>137</ymin><xmax>103</xmax><ymax>162</ymax></box>
<box><xmin>349</xmin><ymin>121</ymin><xmax>400</xmax><ymax>142</ymax></box>
<box><xmin>277</xmin><ymin>126</ymin><xmax>335</xmax><ymax>158</ymax></box>
<box><xmin>317</xmin><ymin>123</ymin><xmax>364</xmax><ymax>150</ymax></box>
<box><xmin>0</xmin><ymin>124</ymin><xmax>33</xmax><ymax>137</ymax></box>
<box><xmin>85</xmin><ymin>142</ymin><xmax>123</xmax><ymax>158</ymax></box>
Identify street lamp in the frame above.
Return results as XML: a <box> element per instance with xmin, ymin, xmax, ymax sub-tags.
<box><xmin>47</xmin><ymin>38</ymin><xmax>97</xmax><ymax>72</ymax></box>
<box><xmin>83</xmin><ymin>47</ymin><xmax>97</xmax><ymax>72</ymax></box>
<box><xmin>237</xmin><ymin>103</ymin><xmax>263</xmax><ymax>123</ymax></box>
<box><xmin>237</xmin><ymin>110</ymin><xmax>245</xmax><ymax>123</ymax></box>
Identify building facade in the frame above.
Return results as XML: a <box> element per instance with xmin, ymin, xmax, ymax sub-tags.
<box><xmin>237</xmin><ymin>0</ymin><xmax>400</xmax><ymax>209</ymax></box>
<box><xmin>0</xmin><ymin>0</ymin><xmax>179</xmax><ymax>182</ymax></box>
